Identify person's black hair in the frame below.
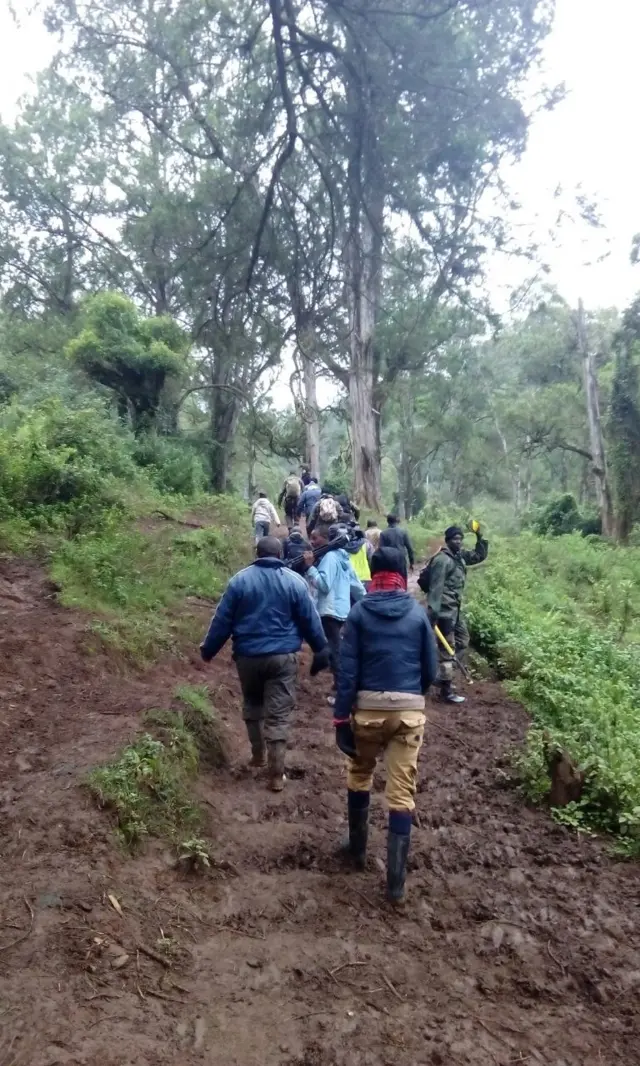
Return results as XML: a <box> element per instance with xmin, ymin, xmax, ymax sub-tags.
<box><xmin>370</xmin><ymin>547</ymin><xmax>407</xmax><ymax>579</ymax></box>
<box><xmin>312</xmin><ymin>523</ymin><xmax>331</xmax><ymax>542</ymax></box>
<box><xmin>444</xmin><ymin>525</ymin><xmax>464</xmax><ymax>542</ymax></box>
<box><xmin>256</xmin><ymin>536</ymin><xmax>283</xmax><ymax>559</ymax></box>
<box><xmin>367</xmin><ymin>518</ymin><xmax>377</xmax><ymax>528</ymax></box>
<box><xmin>258</xmin><ymin>491</ymin><xmax>267</xmax><ymax>498</ymax></box>
<box><xmin>386</xmin><ymin>513</ymin><xmax>398</xmax><ymax>525</ymax></box>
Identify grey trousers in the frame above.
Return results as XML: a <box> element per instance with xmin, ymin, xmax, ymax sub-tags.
<box><xmin>436</xmin><ymin>615</ymin><xmax>470</xmax><ymax>683</ymax></box>
<box><xmin>235</xmin><ymin>653</ymin><xmax>298</xmax><ymax>743</ymax></box>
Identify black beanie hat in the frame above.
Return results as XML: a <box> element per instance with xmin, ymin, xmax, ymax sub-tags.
<box><xmin>370</xmin><ymin>547</ymin><xmax>407</xmax><ymax>579</ymax></box>
<box><xmin>444</xmin><ymin>525</ymin><xmax>464</xmax><ymax>542</ymax></box>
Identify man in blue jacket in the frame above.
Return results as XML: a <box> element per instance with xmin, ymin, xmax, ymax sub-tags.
<box><xmin>200</xmin><ymin>537</ymin><xmax>328</xmax><ymax>791</ymax></box>
<box><xmin>333</xmin><ymin>547</ymin><xmax>437</xmax><ymax>903</ymax></box>
<box><xmin>296</xmin><ymin>478</ymin><xmax>321</xmax><ymax>525</ymax></box>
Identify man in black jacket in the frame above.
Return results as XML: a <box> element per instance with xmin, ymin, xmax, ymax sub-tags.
<box><xmin>333</xmin><ymin>547</ymin><xmax>437</xmax><ymax>903</ymax></box>
<box><xmin>379</xmin><ymin>514</ymin><xmax>415</xmax><ymax>569</ymax></box>
<box><xmin>282</xmin><ymin>525</ymin><xmax>310</xmax><ymax>563</ymax></box>
<box><xmin>334</xmin><ymin>492</ymin><xmax>360</xmax><ymax>521</ymax></box>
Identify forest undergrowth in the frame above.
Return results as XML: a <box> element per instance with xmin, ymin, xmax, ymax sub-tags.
<box><xmin>416</xmin><ymin>519</ymin><xmax>640</xmax><ymax>851</ymax></box>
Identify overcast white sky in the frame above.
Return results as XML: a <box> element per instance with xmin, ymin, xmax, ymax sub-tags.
<box><xmin>0</xmin><ymin>0</ymin><xmax>638</xmax><ymax>320</ymax></box>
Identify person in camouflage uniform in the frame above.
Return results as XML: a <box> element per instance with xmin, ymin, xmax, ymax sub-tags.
<box><xmin>418</xmin><ymin>524</ymin><xmax>488</xmax><ymax>704</ymax></box>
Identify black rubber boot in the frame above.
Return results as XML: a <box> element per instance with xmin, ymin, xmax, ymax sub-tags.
<box><xmin>245</xmin><ymin>721</ymin><xmax>265</xmax><ymax>766</ymax></box>
<box><xmin>439</xmin><ymin>681</ymin><xmax>465</xmax><ymax>704</ymax></box>
<box><xmin>347</xmin><ymin>793</ymin><xmax>370</xmax><ymax>871</ymax></box>
<box><xmin>267</xmin><ymin>740</ymin><xmax>286</xmax><ymax>792</ymax></box>
<box><xmin>386</xmin><ymin>828</ymin><xmax>411</xmax><ymax>904</ymax></box>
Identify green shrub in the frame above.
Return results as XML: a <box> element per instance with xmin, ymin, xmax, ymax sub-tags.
<box><xmin>529</xmin><ymin>493</ymin><xmax>602</xmax><ymax>537</ymax></box>
<box><xmin>0</xmin><ymin>396</ymin><xmax>141</xmax><ymax>534</ymax></box>
<box><xmin>132</xmin><ymin>434</ymin><xmax>208</xmax><ymax>496</ymax></box>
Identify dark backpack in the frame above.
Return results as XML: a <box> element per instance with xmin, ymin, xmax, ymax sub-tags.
<box><xmin>417</xmin><ymin>549</ymin><xmax>446</xmax><ymax>595</ymax></box>
<box><xmin>417</xmin><ymin>558</ymin><xmax>433</xmax><ymax>595</ymax></box>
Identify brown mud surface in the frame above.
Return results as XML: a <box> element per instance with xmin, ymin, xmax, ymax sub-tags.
<box><xmin>1</xmin><ymin>555</ymin><xmax>640</xmax><ymax>1066</ymax></box>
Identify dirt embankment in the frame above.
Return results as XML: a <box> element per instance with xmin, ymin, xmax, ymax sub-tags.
<box><xmin>1</xmin><ymin>556</ymin><xmax>639</xmax><ymax>1066</ymax></box>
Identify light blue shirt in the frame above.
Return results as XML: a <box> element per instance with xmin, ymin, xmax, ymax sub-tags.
<box><xmin>307</xmin><ymin>548</ymin><xmax>365</xmax><ymax>622</ymax></box>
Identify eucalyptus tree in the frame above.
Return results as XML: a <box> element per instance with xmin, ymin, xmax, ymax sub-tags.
<box><xmin>259</xmin><ymin>0</ymin><xmax>558</xmax><ymax>505</ymax></box>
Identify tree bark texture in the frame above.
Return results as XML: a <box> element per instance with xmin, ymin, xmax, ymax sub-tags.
<box><xmin>576</xmin><ymin>300</ymin><xmax>615</xmax><ymax>537</ymax></box>
<box><xmin>343</xmin><ymin>39</ymin><xmax>384</xmax><ymax>511</ymax></box>
<box><xmin>301</xmin><ymin>344</ymin><xmax>321</xmax><ymax>480</ymax></box>
<box><xmin>208</xmin><ymin>352</ymin><xmax>240</xmax><ymax>493</ymax></box>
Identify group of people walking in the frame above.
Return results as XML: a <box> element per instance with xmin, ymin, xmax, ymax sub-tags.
<box><xmin>202</xmin><ymin>481</ymin><xmax>488</xmax><ymax>903</ymax></box>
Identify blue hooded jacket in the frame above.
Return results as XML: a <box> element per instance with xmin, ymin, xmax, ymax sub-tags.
<box><xmin>297</xmin><ymin>482</ymin><xmax>321</xmax><ymax>519</ymax></box>
<box><xmin>307</xmin><ymin>548</ymin><xmax>365</xmax><ymax>622</ymax></box>
<box><xmin>334</xmin><ymin>592</ymin><xmax>437</xmax><ymax>723</ymax></box>
<box><xmin>200</xmin><ymin>558</ymin><xmax>327</xmax><ymax>660</ymax></box>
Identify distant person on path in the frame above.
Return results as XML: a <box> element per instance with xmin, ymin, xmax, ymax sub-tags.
<box><xmin>379</xmin><ymin>514</ymin><xmax>415</xmax><ymax>570</ymax></box>
<box><xmin>278</xmin><ymin>471</ymin><xmax>303</xmax><ymax>530</ymax></box>
<box><xmin>296</xmin><ymin>478</ymin><xmax>321</xmax><ymax>526</ymax></box>
<box><xmin>365</xmin><ymin>518</ymin><xmax>381</xmax><ymax>554</ymax></box>
<box><xmin>300</xmin><ymin>467</ymin><xmax>312</xmax><ymax>487</ymax></box>
<box><xmin>200</xmin><ymin>537</ymin><xmax>328</xmax><ymax>791</ymax></box>
<box><xmin>334</xmin><ymin>492</ymin><xmax>360</xmax><ymax>522</ymax></box>
<box><xmin>306</xmin><ymin>489</ymin><xmax>340</xmax><ymax>535</ymax></box>
<box><xmin>251</xmin><ymin>492</ymin><xmax>280</xmax><ymax>542</ymax></box>
<box><xmin>302</xmin><ymin>523</ymin><xmax>365</xmax><ymax>701</ymax></box>
<box><xmin>333</xmin><ymin>547</ymin><xmax>437</xmax><ymax>903</ymax></box>
<box><xmin>417</xmin><ymin>522</ymin><xmax>488</xmax><ymax>704</ymax></box>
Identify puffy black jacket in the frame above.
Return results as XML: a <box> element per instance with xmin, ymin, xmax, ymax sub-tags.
<box><xmin>334</xmin><ymin>592</ymin><xmax>437</xmax><ymax>723</ymax></box>
<box><xmin>379</xmin><ymin>525</ymin><xmax>414</xmax><ymax>566</ymax></box>
<box><xmin>283</xmin><ymin>531</ymin><xmax>310</xmax><ymax>561</ymax></box>
<box><xmin>335</xmin><ymin>493</ymin><xmax>360</xmax><ymax>521</ymax></box>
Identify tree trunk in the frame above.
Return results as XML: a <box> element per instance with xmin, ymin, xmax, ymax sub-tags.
<box><xmin>209</xmin><ymin>392</ymin><xmax>238</xmax><ymax>492</ymax></box>
<box><xmin>344</xmin><ymin>49</ymin><xmax>384</xmax><ymax>510</ymax></box>
<box><xmin>349</xmin><ymin>365</ymin><xmax>381</xmax><ymax>508</ymax></box>
<box><xmin>301</xmin><ymin>345</ymin><xmax>321</xmax><ymax>480</ymax></box>
<box><xmin>346</xmin><ymin>200</ymin><xmax>383</xmax><ymax>507</ymax></box>
<box><xmin>247</xmin><ymin>441</ymin><xmax>257</xmax><ymax>501</ymax></box>
<box><xmin>576</xmin><ymin>299</ymin><xmax>615</xmax><ymax>537</ymax></box>
<box><xmin>207</xmin><ymin>353</ymin><xmax>239</xmax><ymax>493</ymax></box>
<box><xmin>514</xmin><ymin>464</ymin><xmax>521</xmax><ymax>515</ymax></box>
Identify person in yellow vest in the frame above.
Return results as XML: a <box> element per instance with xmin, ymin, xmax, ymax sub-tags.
<box><xmin>345</xmin><ymin>523</ymin><xmax>371</xmax><ymax>590</ymax></box>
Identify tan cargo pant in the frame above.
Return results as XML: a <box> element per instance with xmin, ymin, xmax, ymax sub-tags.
<box><xmin>347</xmin><ymin>709</ymin><xmax>426</xmax><ymax>811</ymax></box>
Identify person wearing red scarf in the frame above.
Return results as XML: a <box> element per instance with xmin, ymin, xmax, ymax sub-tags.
<box><xmin>333</xmin><ymin>547</ymin><xmax>437</xmax><ymax>903</ymax></box>
<box><xmin>368</xmin><ymin>569</ymin><xmax>407</xmax><ymax>593</ymax></box>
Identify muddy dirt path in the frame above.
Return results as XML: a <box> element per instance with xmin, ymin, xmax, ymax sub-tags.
<box><xmin>1</xmin><ymin>557</ymin><xmax>639</xmax><ymax>1066</ymax></box>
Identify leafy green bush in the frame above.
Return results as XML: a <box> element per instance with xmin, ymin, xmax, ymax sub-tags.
<box><xmin>132</xmin><ymin>434</ymin><xmax>208</xmax><ymax>496</ymax></box>
<box><xmin>0</xmin><ymin>396</ymin><xmax>141</xmax><ymax>534</ymax></box>
<box><xmin>529</xmin><ymin>493</ymin><xmax>601</xmax><ymax>537</ymax></box>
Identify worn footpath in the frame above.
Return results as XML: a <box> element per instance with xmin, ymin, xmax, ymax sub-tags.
<box><xmin>1</xmin><ymin>556</ymin><xmax>639</xmax><ymax>1066</ymax></box>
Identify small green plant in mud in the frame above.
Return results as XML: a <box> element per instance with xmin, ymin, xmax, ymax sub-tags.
<box><xmin>87</xmin><ymin>720</ymin><xmax>201</xmax><ymax>848</ymax></box>
<box><xmin>176</xmin><ymin>836</ymin><xmax>212</xmax><ymax>874</ymax></box>
<box><xmin>174</xmin><ymin>683</ymin><xmax>230</xmax><ymax>768</ymax></box>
